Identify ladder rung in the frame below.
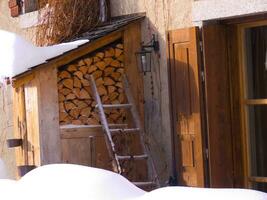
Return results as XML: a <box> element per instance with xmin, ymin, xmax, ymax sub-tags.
<box><xmin>110</xmin><ymin>128</ymin><xmax>140</xmax><ymax>134</ymax></box>
<box><xmin>132</xmin><ymin>182</ymin><xmax>156</xmax><ymax>187</ymax></box>
<box><xmin>96</xmin><ymin>104</ymin><xmax>132</xmax><ymax>109</ymax></box>
<box><xmin>117</xmin><ymin>154</ymin><xmax>148</xmax><ymax>160</ymax></box>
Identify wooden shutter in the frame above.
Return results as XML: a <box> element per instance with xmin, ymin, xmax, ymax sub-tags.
<box><xmin>168</xmin><ymin>27</ymin><xmax>205</xmax><ymax>187</ymax></box>
<box><xmin>8</xmin><ymin>0</ymin><xmax>21</xmax><ymax>17</ymax></box>
<box><xmin>202</xmin><ymin>24</ymin><xmax>234</xmax><ymax>187</ymax></box>
<box><xmin>24</xmin><ymin>0</ymin><xmax>38</xmax><ymax>13</ymax></box>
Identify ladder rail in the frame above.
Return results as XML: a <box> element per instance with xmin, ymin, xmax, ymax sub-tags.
<box><xmin>89</xmin><ymin>75</ymin><xmax>122</xmax><ymax>174</ymax></box>
<box><xmin>123</xmin><ymin>75</ymin><xmax>160</xmax><ymax>187</ymax></box>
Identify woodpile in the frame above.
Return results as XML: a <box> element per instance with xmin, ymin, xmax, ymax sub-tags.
<box><xmin>58</xmin><ymin>43</ymin><xmax>127</xmax><ymax>125</ymax></box>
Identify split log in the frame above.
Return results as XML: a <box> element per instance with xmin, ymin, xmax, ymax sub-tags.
<box><xmin>96</xmin><ymin>61</ymin><xmax>107</xmax><ymax>71</ymax></box>
<box><xmin>78</xmin><ymin>60</ymin><xmax>85</xmax><ymax>66</ymax></box>
<box><xmin>59</xmin><ymin>71</ymin><xmax>71</xmax><ymax>79</ymax></box>
<box><xmin>60</xmin><ymin>88</ymin><xmax>72</xmax><ymax>95</ymax></box>
<box><xmin>96</xmin><ymin>52</ymin><xmax>105</xmax><ymax>59</ymax></box>
<box><xmin>62</xmin><ymin>79</ymin><xmax>73</xmax><ymax>90</ymax></box>
<box><xmin>96</xmin><ymin>78</ymin><xmax>104</xmax><ymax>86</ymax></box>
<box><xmin>105</xmin><ymin>48</ymin><xmax>114</xmax><ymax>57</ymax></box>
<box><xmin>115</xmin><ymin>48</ymin><xmax>123</xmax><ymax>58</ymax></box>
<box><xmin>110</xmin><ymin>60</ymin><xmax>121</xmax><ymax>68</ymax></box>
<box><xmin>104</xmin><ymin>57</ymin><xmax>113</xmax><ymax>65</ymax></box>
<box><xmin>73</xmin><ymin>88</ymin><xmax>81</xmax><ymax>98</ymax></box>
<box><xmin>69</xmin><ymin>108</ymin><xmax>80</xmax><ymax>119</ymax></box>
<box><xmin>109</xmin><ymin>92</ymin><xmax>119</xmax><ymax>101</ymax></box>
<box><xmin>67</xmin><ymin>65</ymin><xmax>77</xmax><ymax>72</ymax></box>
<box><xmin>103</xmin><ymin>77</ymin><xmax>115</xmax><ymax>86</ymax></box>
<box><xmin>80</xmin><ymin>107</ymin><xmax>91</xmax><ymax>117</ymax></box>
<box><xmin>74</xmin><ymin>71</ymin><xmax>84</xmax><ymax>80</ymax></box>
<box><xmin>58</xmin><ymin>93</ymin><xmax>65</xmax><ymax>102</ymax></box>
<box><xmin>79</xmin><ymin>89</ymin><xmax>91</xmax><ymax>99</ymax></box>
<box><xmin>92</xmin><ymin>70</ymin><xmax>102</xmax><ymax>79</ymax></box>
<box><xmin>66</xmin><ymin>93</ymin><xmax>76</xmax><ymax>100</ymax></box>
<box><xmin>88</xmin><ymin>65</ymin><xmax>97</xmax><ymax>73</ymax></box>
<box><xmin>117</xmin><ymin>55</ymin><xmax>124</xmax><ymax>62</ymax></box>
<box><xmin>97</xmin><ymin>85</ymin><xmax>107</xmax><ymax>96</ymax></box>
<box><xmin>64</xmin><ymin>102</ymin><xmax>76</xmax><ymax>111</ymax></box>
<box><xmin>104</xmin><ymin>67</ymin><xmax>114</xmax><ymax>76</ymax></box>
<box><xmin>73</xmin><ymin>76</ymin><xmax>82</xmax><ymax>88</ymax></box>
<box><xmin>81</xmin><ymin>79</ymin><xmax>90</xmax><ymax>87</ymax></box>
<box><xmin>93</xmin><ymin>56</ymin><xmax>101</xmax><ymax>63</ymax></box>
<box><xmin>87</xmin><ymin>118</ymin><xmax>99</xmax><ymax>125</ymax></box>
<box><xmin>79</xmin><ymin>66</ymin><xmax>88</xmax><ymax>74</ymax></box>
<box><xmin>73</xmin><ymin>100</ymin><xmax>88</xmax><ymax>109</ymax></box>
<box><xmin>111</xmin><ymin>72</ymin><xmax>121</xmax><ymax>80</ymax></box>
<box><xmin>108</xmin><ymin>86</ymin><xmax>116</xmax><ymax>94</ymax></box>
<box><xmin>84</xmin><ymin>58</ymin><xmax>93</xmax><ymax>66</ymax></box>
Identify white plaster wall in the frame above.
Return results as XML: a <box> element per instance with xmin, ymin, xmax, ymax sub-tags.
<box><xmin>193</xmin><ymin>0</ymin><xmax>267</xmax><ymax>22</ymax></box>
<box><xmin>0</xmin><ymin>1</ymin><xmax>36</xmax><ymax>42</ymax></box>
<box><xmin>110</xmin><ymin>0</ymin><xmax>194</xmax><ymax>184</ymax></box>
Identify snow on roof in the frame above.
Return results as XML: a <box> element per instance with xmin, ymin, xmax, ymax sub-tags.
<box><xmin>0</xmin><ymin>29</ymin><xmax>89</xmax><ymax>79</ymax></box>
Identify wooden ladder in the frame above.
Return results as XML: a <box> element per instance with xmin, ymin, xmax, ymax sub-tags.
<box><xmin>89</xmin><ymin>75</ymin><xmax>160</xmax><ymax>189</ymax></box>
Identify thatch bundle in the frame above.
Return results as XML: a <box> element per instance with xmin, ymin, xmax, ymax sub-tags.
<box><xmin>36</xmin><ymin>0</ymin><xmax>101</xmax><ymax>46</ymax></box>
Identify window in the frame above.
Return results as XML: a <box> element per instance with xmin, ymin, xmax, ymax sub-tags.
<box><xmin>8</xmin><ymin>0</ymin><xmax>38</xmax><ymax>17</ymax></box>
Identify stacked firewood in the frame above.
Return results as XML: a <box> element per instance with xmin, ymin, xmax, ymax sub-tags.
<box><xmin>58</xmin><ymin>43</ymin><xmax>127</xmax><ymax>125</ymax></box>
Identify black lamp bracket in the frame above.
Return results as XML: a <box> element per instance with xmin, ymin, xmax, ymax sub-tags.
<box><xmin>141</xmin><ymin>34</ymin><xmax>160</xmax><ymax>52</ymax></box>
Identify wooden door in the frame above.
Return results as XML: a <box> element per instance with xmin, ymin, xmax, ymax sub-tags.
<box><xmin>168</xmin><ymin>27</ymin><xmax>205</xmax><ymax>187</ymax></box>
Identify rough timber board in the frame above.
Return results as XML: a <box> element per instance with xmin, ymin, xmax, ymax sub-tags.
<box><xmin>35</xmin><ymin>67</ymin><xmax>61</xmax><ymax>164</ymax></box>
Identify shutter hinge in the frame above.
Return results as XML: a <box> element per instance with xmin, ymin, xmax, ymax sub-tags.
<box><xmin>199</xmin><ymin>41</ymin><xmax>203</xmax><ymax>52</ymax></box>
<box><xmin>201</xmin><ymin>70</ymin><xmax>205</xmax><ymax>83</ymax></box>
<box><xmin>205</xmin><ymin>148</ymin><xmax>209</xmax><ymax>160</ymax></box>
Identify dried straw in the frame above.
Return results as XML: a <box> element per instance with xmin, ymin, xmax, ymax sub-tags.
<box><xmin>36</xmin><ymin>0</ymin><xmax>101</xmax><ymax>46</ymax></box>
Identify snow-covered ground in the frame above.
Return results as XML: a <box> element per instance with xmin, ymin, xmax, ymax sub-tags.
<box><xmin>0</xmin><ymin>163</ymin><xmax>266</xmax><ymax>200</ymax></box>
<box><xmin>0</xmin><ymin>29</ymin><xmax>89</xmax><ymax>79</ymax></box>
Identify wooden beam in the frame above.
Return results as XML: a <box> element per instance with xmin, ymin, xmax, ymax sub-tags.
<box><xmin>12</xmin><ymin>73</ymin><xmax>35</xmax><ymax>88</ymax></box>
<box><xmin>244</xmin><ymin>99</ymin><xmax>267</xmax><ymax>105</ymax></box>
<box><xmin>60</xmin><ymin>126</ymin><xmax>104</xmax><ymax>139</ymax></box>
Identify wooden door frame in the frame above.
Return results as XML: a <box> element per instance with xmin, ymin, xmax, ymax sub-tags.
<box><xmin>237</xmin><ymin>19</ymin><xmax>267</xmax><ymax>188</ymax></box>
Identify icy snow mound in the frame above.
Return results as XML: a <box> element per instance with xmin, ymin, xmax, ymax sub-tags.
<box><xmin>18</xmin><ymin>164</ymin><xmax>145</xmax><ymax>200</ymax></box>
<box><xmin>0</xmin><ymin>29</ymin><xmax>88</xmax><ymax>78</ymax></box>
<box><xmin>0</xmin><ymin>164</ymin><xmax>266</xmax><ymax>200</ymax></box>
<box><xmin>135</xmin><ymin>186</ymin><xmax>267</xmax><ymax>200</ymax></box>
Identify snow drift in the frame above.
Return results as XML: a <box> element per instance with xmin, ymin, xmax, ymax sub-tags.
<box><xmin>0</xmin><ymin>29</ymin><xmax>89</xmax><ymax>78</ymax></box>
<box><xmin>0</xmin><ymin>164</ymin><xmax>266</xmax><ymax>200</ymax></box>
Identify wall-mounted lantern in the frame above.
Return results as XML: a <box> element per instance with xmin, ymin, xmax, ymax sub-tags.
<box><xmin>135</xmin><ymin>34</ymin><xmax>160</xmax><ymax>75</ymax></box>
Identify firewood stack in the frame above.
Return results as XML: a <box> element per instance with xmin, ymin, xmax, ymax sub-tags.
<box><xmin>58</xmin><ymin>43</ymin><xmax>127</xmax><ymax>125</ymax></box>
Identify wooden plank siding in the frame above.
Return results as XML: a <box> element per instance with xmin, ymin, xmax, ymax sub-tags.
<box><xmin>12</xmin><ymin>86</ymin><xmax>27</xmax><ymax>178</ymax></box>
<box><xmin>35</xmin><ymin>67</ymin><xmax>61</xmax><ymax>164</ymax></box>
<box><xmin>123</xmin><ymin>22</ymin><xmax>144</xmax><ymax>126</ymax></box>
